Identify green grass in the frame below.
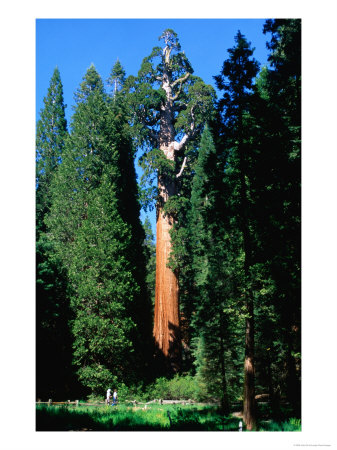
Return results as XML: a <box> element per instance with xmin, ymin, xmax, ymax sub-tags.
<box><xmin>36</xmin><ymin>403</ymin><xmax>301</xmax><ymax>431</ymax></box>
<box><xmin>258</xmin><ymin>418</ymin><xmax>301</xmax><ymax>431</ymax></box>
<box><xmin>36</xmin><ymin>404</ymin><xmax>238</xmax><ymax>431</ymax></box>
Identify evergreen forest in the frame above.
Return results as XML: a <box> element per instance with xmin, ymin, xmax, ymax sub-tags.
<box><xmin>36</xmin><ymin>19</ymin><xmax>301</xmax><ymax>431</ymax></box>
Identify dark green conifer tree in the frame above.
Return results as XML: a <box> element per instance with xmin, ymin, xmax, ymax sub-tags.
<box><xmin>108</xmin><ymin>59</ymin><xmax>126</xmax><ymax>96</ymax></box>
<box><xmin>46</xmin><ymin>64</ymin><xmax>151</xmax><ymax>395</ymax></box>
<box><xmin>36</xmin><ymin>67</ymin><xmax>67</xmax><ymax>234</ymax></box>
<box><xmin>143</xmin><ymin>216</ymin><xmax>156</xmax><ymax>308</ymax></box>
<box><xmin>36</xmin><ymin>67</ymin><xmax>75</xmax><ymax>400</ymax></box>
<box><xmin>107</xmin><ymin>64</ymin><xmax>154</xmax><ymax>381</ymax></box>
<box><xmin>215</xmin><ymin>30</ymin><xmax>260</xmax><ymax>429</ymax></box>
<box><xmin>255</xmin><ymin>19</ymin><xmax>301</xmax><ymax>416</ymax></box>
<box><xmin>188</xmin><ymin>125</ymin><xmax>241</xmax><ymax>414</ymax></box>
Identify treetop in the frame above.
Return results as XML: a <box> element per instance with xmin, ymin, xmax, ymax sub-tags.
<box><xmin>159</xmin><ymin>28</ymin><xmax>181</xmax><ymax>51</ymax></box>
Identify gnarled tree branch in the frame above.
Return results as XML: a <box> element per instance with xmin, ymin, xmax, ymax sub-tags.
<box><xmin>171</xmin><ymin>72</ymin><xmax>190</xmax><ymax>89</ymax></box>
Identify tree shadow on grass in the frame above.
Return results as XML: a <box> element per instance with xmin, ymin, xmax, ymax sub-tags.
<box><xmin>168</xmin><ymin>408</ymin><xmax>240</xmax><ymax>431</ymax></box>
<box><xmin>36</xmin><ymin>407</ymin><xmax>106</xmax><ymax>431</ymax></box>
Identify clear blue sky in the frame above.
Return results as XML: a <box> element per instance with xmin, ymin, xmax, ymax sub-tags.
<box><xmin>36</xmin><ymin>18</ymin><xmax>271</xmax><ymax>234</ymax></box>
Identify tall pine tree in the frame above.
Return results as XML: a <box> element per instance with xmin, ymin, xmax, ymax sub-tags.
<box><xmin>215</xmin><ymin>31</ymin><xmax>260</xmax><ymax>429</ymax></box>
<box><xmin>188</xmin><ymin>125</ymin><xmax>238</xmax><ymax>414</ymax></box>
<box><xmin>36</xmin><ymin>67</ymin><xmax>75</xmax><ymax>399</ymax></box>
<box><xmin>258</xmin><ymin>19</ymin><xmax>301</xmax><ymax>416</ymax></box>
<box><xmin>36</xmin><ymin>67</ymin><xmax>67</xmax><ymax>235</ymax></box>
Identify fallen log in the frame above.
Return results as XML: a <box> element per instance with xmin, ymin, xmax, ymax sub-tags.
<box><xmin>255</xmin><ymin>394</ymin><xmax>270</xmax><ymax>401</ymax></box>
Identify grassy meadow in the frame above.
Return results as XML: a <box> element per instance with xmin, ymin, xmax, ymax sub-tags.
<box><xmin>36</xmin><ymin>402</ymin><xmax>301</xmax><ymax>432</ymax></box>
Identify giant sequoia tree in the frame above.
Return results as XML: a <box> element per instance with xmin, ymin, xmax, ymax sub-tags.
<box><xmin>126</xmin><ymin>29</ymin><xmax>215</xmax><ymax>370</ymax></box>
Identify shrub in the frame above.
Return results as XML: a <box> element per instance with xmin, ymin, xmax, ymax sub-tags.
<box><xmin>78</xmin><ymin>364</ymin><xmax>118</xmax><ymax>398</ymax></box>
<box><xmin>146</xmin><ymin>375</ymin><xmax>198</xmax><ymax>400</ymax></box>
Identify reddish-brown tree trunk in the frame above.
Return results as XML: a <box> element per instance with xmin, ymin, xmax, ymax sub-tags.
<box><xmin>153</xmin><ymin>199</ymin><xmax>180</xmax><ymax>370</ymax></box>
<box><xmin>153</xmin><ymin>136</ymin><xmax>181</xmax><ymax>370</ymax></box>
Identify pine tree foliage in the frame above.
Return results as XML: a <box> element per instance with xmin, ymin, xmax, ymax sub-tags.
<box><xmin>36</xmin><ymin>67</ymin><xmax>75</xmax><ymax>399</ymax></box>
<box><xmin>68</xmin><ymin>171</ymin><xmax>139</xmax><ymax>391</ymax></box>
<box><xmin>143</xmin><ymin>216</ymin><xmax>156</xmax><ymax>307</ymax></box>
<box><xmin>46</xmin><ymin>64</ymin><xmax>151</xmax><ymax>394</ymax></box>
<box><xmin>189</xmin><ymin>125</ymin><xmax>244</xmax><ymax>413</ymax></box>
<box><xmin>36</xmin><ymin>67</ymin><xmax>68</xmax><ymax>234</ymax></box>
<box><xmin>108</xmin><ymin>59</ymin><xmax>126</xmax><ymax>96</ymax></box>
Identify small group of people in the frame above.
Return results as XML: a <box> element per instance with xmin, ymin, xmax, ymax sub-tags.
<box><xmin>106</xmin><ymin>388</ymin><xmax>118</xmax><ymax>406</ymax></box>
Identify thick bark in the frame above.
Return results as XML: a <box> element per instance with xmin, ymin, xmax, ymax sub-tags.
<box><xmin>153</xmin><ymin>142</ymin><xmax>181</xmax><ymax>370</ymax></box>
<box><xmin>153</xmin><ymin>198</ymin><xmax>180</xmax><ymax>370</ymax></box>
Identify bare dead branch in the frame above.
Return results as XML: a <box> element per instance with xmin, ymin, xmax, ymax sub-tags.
<box><xmin>176</xmin><ymin>156</ymin><xmax>187</xmax><ymax>178</ymax></box>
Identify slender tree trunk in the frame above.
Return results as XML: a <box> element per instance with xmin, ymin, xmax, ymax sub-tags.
<box><xmin>266</xmin><ymin>350</ymin><xmax>276</xmax><ymax>416</ymax></box>
<box><xmin>243</xmin><ymin>298</ymin><xmax>256</xmax><ymax>430</ymax></box>
<box><xmin>285</xmin><ymin>325</ymin><xmax>301</xmax><ymax>416</ymax></box>
<box><xmin>238</xmin><ymin>109</ymin><xmax>256</xmax><ymax>430</ymax></box>
<box><xmin>219</xmin><ymin>312</ymin><xmax>230</xmax><ymax>415</ymax></box>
